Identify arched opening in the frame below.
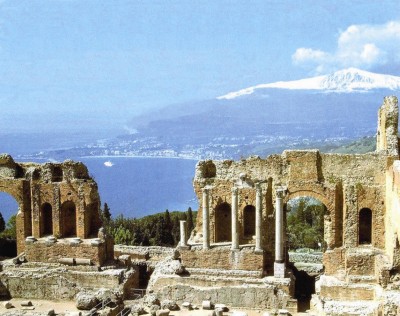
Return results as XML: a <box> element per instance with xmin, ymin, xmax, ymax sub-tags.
<box><xmin>61</xmin><ymin>201</ymin><xmax>76</xmax><ymax>237</ymax></box>
<box><xmin>214</xmin><ymin>202</ymin><xmax>231</xmax><ymax>242</ymax></box>
<box><xmin>40</xmin><ymin>203</ymin><xmax>53</xmax><ymax>237</ymax></box>
<box><xmin>286</xmin><ymin>196</ymin><xmax>326</xmax><ymax>312</ymax></box>
<box><xmin>0</xmin><ymin>192</ymin><xmax>18</xmax><ymax>258</ymax></box>
<box><xmin>86</xmin><ymin>202</ymin><xmax>100</xmax><ymax>238</ymax></box>
<box><xmin>243</xmin><ymin>205</ymin><xmax>256</xmax><ymax>238</ymax></box>
<box><xmin>359</xmin><ymin>208</ymin><xmax>372</xmax><ymax>245</ymax></box>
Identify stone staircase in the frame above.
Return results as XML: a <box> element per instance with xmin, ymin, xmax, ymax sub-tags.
<box><xmin>311</xmin><ymin>247</ymin><xmax>394</xmax><ymax>315</ymax></box>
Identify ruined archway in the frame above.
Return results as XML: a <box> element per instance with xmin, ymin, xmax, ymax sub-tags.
<box><xmin>243</xmin><ymin>205</ymin><xmax>256</xmax><ymax>238</ymax></box>
<box><xmin>359</xmin><ymin>208</ymin><xmax>372</xmax><ymax>245</ymax></box>
<box><xmin>61</xmin><ymin>201</ymin><xmax>77</xmax><ymax>237</ymax></box>
<box><xmin>286</xmin><ymin>195</ymin><xmax>326</xmax><ymax>311</ymax></box>
<box><xmin>0</xmin><ymin>192</ymin><xmax>18</xmax><ymax>258</ymax></box>
<box><xmin>286</xmin><ymin>196</ymin><xmax>326</xmax><ymax>251</ymax></box>
<box><xmin>215</xmin><ymin>202</ymin><xmax>231</xmax><ymax>242</ymax></box>
<box><xmin>40</xmin><ymin>202</ymin><xmax>53</xmax><ymax>237</ymax></box>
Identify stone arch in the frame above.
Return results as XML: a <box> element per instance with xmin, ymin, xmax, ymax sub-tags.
<box><xmin>0</xmin><ymin>182</ymin><xmax>32</xmax><ymax>247</ymax></box>
<box><xmin>61</xmin><ymin>201</ymin><xmax>76</xmax><ymax>237</ymax></box>
<box><xmin>243</xmin><ymin>205</ymin><xmax>256</xmax><ymax>237</ymax></box>
<box><xmin>285</xmin><ymin>190</ymin><xmax>332</xmax><ymax>212</ymax></box>
<box><xmin>285</xmin><ymin>188</ymin><xmax>335</xmax><ymax>250</ymax></box>
<box><xmin>214</xmin><ymin>202</ymin><xmax>231</xmax><ymax>242</ymax></box>
<box><xmin>359</xmin><ymin>208</ymin><xmax>372</xmax><ymax>245</ymax></box>
<box><xmin>40</xmin><ymin>202</ymin><xmax>53</xmax><ymax>237</ymax></box>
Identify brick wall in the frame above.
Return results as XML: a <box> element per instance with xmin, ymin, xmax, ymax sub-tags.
<box><xmin>180</xmin><ymin>245</ymin><xmax>264</xmax><ymax>271</ymax></box>
<box><xmin>25</xmin><ymin>239</ymin><xmax>108</xmax><ymax>266</ymax></box>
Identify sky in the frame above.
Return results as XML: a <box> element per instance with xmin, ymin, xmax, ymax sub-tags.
<box><xmin>0</xmin><ymin>0</ymin><xmax>399</xmax><ymax>134</ymax></box>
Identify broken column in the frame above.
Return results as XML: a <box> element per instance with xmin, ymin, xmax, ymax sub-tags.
<box><xmin>202</xmin><ymin>188</ymin><xmax>210</xmax><ymax>249</ymax></box>
<box><xmin>180</xmin><ymin>220</ymin><xmax>188</xmax><ymax>247</ymax></box>
<box><xmin>274</xmin><ymin>187</ymin><xmax>286</xmax><ymax>278</ymax></box>
<box><xmin>231</xmin><ymin>187</ymin><xmax>239</xmax><ymax>250</ymax></box>
<box><xmin>255</xmin><ymin>183</ymin><xmax>263</xmax><ymax>251</ymax></box>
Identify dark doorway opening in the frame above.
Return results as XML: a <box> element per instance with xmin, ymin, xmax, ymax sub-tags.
<box><xmin>243</xmin><ymin>205</ymin><xmax>256</xmax><ymax>237</ymax></box>
<box><xmin>290</xmin><ymin>264</ymin><xmax>316</xmax><ymax>312</ymax></box>
<box><xmin>359</xmin><ymin>208</ymin><xmax>372</xmax><ymax>245</ymax></box>
<box><xmin>61</xmin><ymin>201</ymin><xmax>77</xmax><ymax>237</ymax></box>
<box><xmin>215</xmin><ymin>202</ymin><xmax>231</xmax><ymax>242</ymax></box>
<box><xmin>41</xmin><ymin>203</ymin><xmax>53</xmax><ymax>236</ymax></box>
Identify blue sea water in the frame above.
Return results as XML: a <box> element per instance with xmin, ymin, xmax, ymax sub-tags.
<box><xmin>0</xmin><ymin>157</ymin><xmax>199</xmax><ymax>222</ymax></box>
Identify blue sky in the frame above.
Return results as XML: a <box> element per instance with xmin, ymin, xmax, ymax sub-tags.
<box><xmin>0</xmin><ymin>0</ymin><xmax>399</xmax><ymax>134</ymax></box>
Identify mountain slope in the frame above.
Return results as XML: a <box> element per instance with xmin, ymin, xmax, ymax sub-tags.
<box><xmin>218</xmin><ymin>68</ymin><xmax>400</xmax><ymax>99</ymax></box>
<box><xmin>42</xmin><ymin>69</ymin><xmax>399</xmax><ymax>160</ymax></box>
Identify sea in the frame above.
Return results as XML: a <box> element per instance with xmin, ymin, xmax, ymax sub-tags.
<box><xmin>0</xmin><ymin>156</ymin><xmax>199</xmax><ymax>222</ymax></box>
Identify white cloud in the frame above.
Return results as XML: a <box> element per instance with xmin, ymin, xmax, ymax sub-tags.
<box><xmin>292</xmin><ymin>48</ymin><xmax>328</xmax><ymax>64</ymax></box>
<box><xmin>292</xmin><ymin>20</ymin><xmax>400</xmax><ymax>73</ymax></box>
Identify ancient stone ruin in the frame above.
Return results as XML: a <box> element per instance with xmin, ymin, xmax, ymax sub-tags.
<box><xmin>150</xmin><ymin>96</ymin><xmax>400</xmax><ymax>315</ymax></box>
<box><xmin>0</xmin><ymin>96</ymin><xmax>400</xmax><ymax>315</ymax></box>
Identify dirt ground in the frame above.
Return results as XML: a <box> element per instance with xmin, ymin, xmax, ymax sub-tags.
<box><xmin>0</xmin><ymin>299</ymin><xmax>312</xmax><ymax>315</ymax></box>
<box><xmin>0</xmin><ymin>298</ymin><xmax>80</xmax><ymax>315</ymax></box>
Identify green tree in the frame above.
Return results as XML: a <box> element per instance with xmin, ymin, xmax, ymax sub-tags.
<box><xmin>172</xmin><ymin>216</ymin><xmax>180</xmax><ymax>245</ymax></box>
<box><xmin>1</xmin><ymin>215</ymin><xmax>16</xmax><ymax>239</ymax></box>
<box><xmin>103</xmin><ymin>203</ymin><xmax>112</xmax><ymax>222</ymax></box>
<box><xmin>287</xmin><ymin>197</ymin><xmax>325</xmax><ymax>250</ymax></box>
<box><xmin>187</xmin><ymin>207</ymin><xmax>194</xmax><ymax>233</ymax></box>
<box><xmin>162</xmin><ymin>210</ymin><xmax>174</xmax><ymax>246</ymax></box>
<box><xmin>0</xmin><ymin>212</ymin><xmax>5</xmax><ymax>233</ymax></box>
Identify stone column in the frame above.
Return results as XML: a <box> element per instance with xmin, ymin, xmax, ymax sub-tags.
<box><xmin>180</xmin><ymin>220</ymin><xmax>188</xmax><ymax>247</ymax></box>
<box><xmin>202</xmin><ymin>188</ymin><xmax>210</xmax><ymax>249</ymax></box>
<box><xmin>255</xmin><ymin>183</ymin><xmax>263</xmax><ymax>251</ymax></box>
<box><xmin>274</xmin><ymin>187</ymin><xmax>286</xmax><ymax>278</ymax></box>
<box><xmin>231</xmin><ymin>187</ymin><xmax>239</xmax><ymax>250</ymax></box>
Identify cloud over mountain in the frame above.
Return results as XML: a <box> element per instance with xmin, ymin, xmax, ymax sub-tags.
<box><xmin>292</xmin><ymin>20</ymin><xmax>400</xmax><ymax>73</ymax></box>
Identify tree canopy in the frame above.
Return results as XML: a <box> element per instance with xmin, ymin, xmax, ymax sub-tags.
<box><xmin>287</xmin><ymin>197</ymin><xmax>325</xmax><ymax>250</ymax></box>
<box><xmin>102</xmin><ymin>204</ymin><xmax>197</xmax><ymax>247</ymax></box>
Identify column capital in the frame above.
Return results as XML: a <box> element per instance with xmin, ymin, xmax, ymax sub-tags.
<box><xmin>255</xmin><ymin>183</ymin><xmax>263</xmax><ymax>195</ymax></box>
<box><xmin>231</xmin><ymin>186</ymin><xmax>239</xmax><ymax>194</ymax></box>
<box><xmin>202</xmin><ymin>187</ymin><xmax>209</xmax><ymax>194</ymax></box>
<box><xmin>275</xmin><ymin>187</ymin><xmax>287</xmax><ymax>198</ymax></box>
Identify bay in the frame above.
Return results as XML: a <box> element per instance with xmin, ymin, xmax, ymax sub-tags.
<box><xmin>0</xmin><ymin>157</ymin><xmax>199</xmax><ymax>221</ymax></box>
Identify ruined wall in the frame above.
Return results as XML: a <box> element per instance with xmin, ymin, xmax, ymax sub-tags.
<box><xmin>0</xmin><ymin>154</ymin><xmax>105</xmax><ymax>262</ymax></box>
<box><xmin>193</xmin><ymin>151</ymin><xmax>390</xmax><ymax>252</ymax></box>
<box><xmin>0</xmin><ymin>262</ymin><xmax>137</xmax><ymax>300</ymax></box>
<box><xmin>24</xmin><ymin>238</ymin><xmax>111</xmax><ymax>266</ymax></box>
<box><xmin>385</xmin><ymin>161</ymin><xmax>400</xmax><ymax>269</ymax></box>
<box><xmin>180</xmin><ymin>245</ymin><xmax>267</xmax><ymax>271</ymax></box>
<box><xmin>150</xmin><ymin>274</ymin><xmax>296</xmax><ymax>311</ymax></box>
<box><xmin>377</xmin><ymin>96</ymin><xmax>399</xmax><ymax>155</ymax></box>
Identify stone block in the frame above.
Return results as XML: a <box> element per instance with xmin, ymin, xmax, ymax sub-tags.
<box><xmin>274</xmin><ymin>262</ymin><xmax>286</xmax><ymax>278</ymax></box>
<box><xmin>156</xmin><ymin>309</ymin><xmax>170</xmax><ymax>316</ymax></box>
<box><xmin>202</xmin><ymin>300</ymin><xmax>212</xmax><ymax>310</ymax></box>
<box><xmin>182</xmin><ymin>302</ymin><xmax>192</xmax><ymax>309</ymax></box>
<box><xmin>76</xmin><ymin>292</ymin><xmax>99</xmax><ymax>310</ymax></box>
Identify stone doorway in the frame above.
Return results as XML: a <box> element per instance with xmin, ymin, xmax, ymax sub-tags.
<box><xmin>61</xmin><ymin>201</ymin><xmax>77</xmax><ymax>237</ymax></box>
<box><xmin>286</xmin><ymin>196</ymin><xmax>326</xmax><ymax>312</ymax></box>
<box><xmin>40</xmin><ymin>203</ymin><xmax>53</xmax><ymax>237</ymax></box>
<box><xmin>215</xmin><ymin>202</ymin><xmax>231</xmax><ymax>242</ymax></box>
<box><xmin>359</xmin><ymin>208</ymin><xmax>372</xmax><ymax>245</ymax></box>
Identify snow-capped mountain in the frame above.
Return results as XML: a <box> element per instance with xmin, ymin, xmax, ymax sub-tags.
<box><xmin>218</xmin><ymin>68</ymin><xmax>400</xmax><ymax>100</ymax></box>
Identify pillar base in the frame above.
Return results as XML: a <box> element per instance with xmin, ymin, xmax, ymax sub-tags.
<box><xmin>274</xmin><ymin>262</ymin><xmax>286</xmax><ymax>278</ymax></box>
<box><xmin>179</xmin><ymin>245</ymin><xmax>190</xmax><ymax>250</ymax></box>
<box><xmin>254</xmin><ymin>248</ymin><xmax>264</xmax><ymax>254</ymax></box>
